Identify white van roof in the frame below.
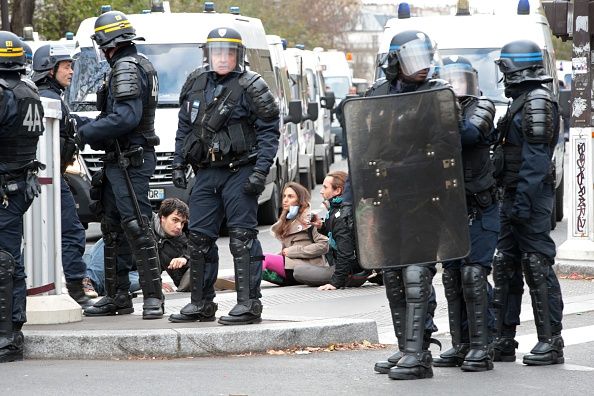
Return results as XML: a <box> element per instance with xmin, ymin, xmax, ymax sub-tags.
<box><xmin>75</xmin><ymin>12</ymin><xmax>268</xmax><ymax>49</ymax></box>
<box><xmin>317</xmin><ymin>51</ymin><xmax>351</xmax><ymax>78</ymax></box>
<box><xmin>380</xmin><ymin>13</ymin><xmax>551</xmax><ymax>53</ymax></box>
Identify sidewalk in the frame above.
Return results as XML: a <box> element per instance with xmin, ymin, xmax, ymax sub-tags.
<box><xmin>23</xmin><ymin>281</ymin><xmax>382</xmax><ymax>360</ymax></box>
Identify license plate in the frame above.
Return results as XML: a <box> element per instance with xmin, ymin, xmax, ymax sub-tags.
<box><xmin>148</xmin><ymin>188</ymin><xmax>165</xmax><ymax>200</ymax></box>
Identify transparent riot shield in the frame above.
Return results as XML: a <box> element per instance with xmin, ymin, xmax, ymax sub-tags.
<box><xmin>343</xmin><ymin>87</ymin><xmax>470</xmax><ymax>269</ymax></box>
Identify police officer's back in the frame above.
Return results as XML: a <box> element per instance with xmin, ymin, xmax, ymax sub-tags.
<box><xmin>169</xmin><ymin>27</ymin><xmax>280</xmax><ymax>326</ymax></box>
<box><xmin>76</xmin><ymin>11</ymin><xmax>165</xmax><ymax>320</ymax></box>
<box><xmin>0</xmin><ymin>31</ymin><xmax>44</xmax><ymax>363</ymax></box>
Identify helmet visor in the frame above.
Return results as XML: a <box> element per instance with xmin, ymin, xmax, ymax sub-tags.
<box><xmin>441</xmin><ymin>64</ymin><xmax>479</xmax><ymax>96</ymax></box>
<box><xmin>396</xmin><ymin>38</ymin><xmax>433</xmax><ymax>76</ymax></box>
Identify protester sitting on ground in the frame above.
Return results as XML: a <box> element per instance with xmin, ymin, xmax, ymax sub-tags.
<box><xmin>84</xmin><ymin>198</ymin><xmax>194</xmax><ymax>295</ymax></box>
<box><xmin>263</xmin><ymin>182</ymin><xmax>329</xmax><ymax>286</ymax></box>
<box><xmin>309</xmin><ymin>171</ymin><xmax>380</xmax><ymax>290</ymax></box>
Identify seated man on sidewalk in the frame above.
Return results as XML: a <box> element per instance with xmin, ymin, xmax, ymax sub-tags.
<box><xmin>84</xmin><ymin>198</ymin><xmax>197</xmax><ymax>295</ymax></box>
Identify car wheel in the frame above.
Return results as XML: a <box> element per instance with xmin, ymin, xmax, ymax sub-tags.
<box><xmin>258</xmin><ymin>181</ymin><xmax>280</xmax><ymax>225</ymax></box>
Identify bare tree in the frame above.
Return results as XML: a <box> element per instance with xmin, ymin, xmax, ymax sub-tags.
<box><xmin>11</xmin><ymin>0</ymin><xmax>35</xmax><ymax>36</ymax></box>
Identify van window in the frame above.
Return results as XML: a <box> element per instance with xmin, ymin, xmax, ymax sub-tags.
<box><xmin>326</xmin><ymin>76</ymin><xmax>350</xmax><ymax>99</ymax></box>
<box><xmin>306</xmin><ymin>69</ymin><xmax>317</xmax><ymax>101</ymax></box>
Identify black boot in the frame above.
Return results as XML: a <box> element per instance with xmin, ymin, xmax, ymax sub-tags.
<box><xmin>83</xmin><ymin>291</ymin><xmax>133</xmax><ymax>316</ymax></box>
<box><xmin>388</xmin><ymin>266</ymin><xmax>434</xmax><ymax>380</ymax></box>
<box><xmin>123</xmin><ymin>218</ymin><xmax>164</xmax><ymax>319</ymax></box>
<box><xmin>460</xmin><ymin>265</ymin><xmax>493</xmax><ymax>372</ymax></box>
<box><xmin>169</xmin><ymin>233</ymin><xmax>218</xmax><ymax>323</ymax></box>
<box><xmin>66</xmin><ymin>279</ymin><xmax>93</xmax><ymax>308</ymax></box>
<box><xmin>219</xmin><ymin>229</ymin><xmax>263</xmax><ymax>325</ymax></box>
<box><xmin>492</xmin><ymin>336</ymin><xmax>518</xmax><ymax>362</ymax></box>
<box><xmin>521</xmin><ymin>254</ymin><xmax>564</xmax><ymax>366</ymax></box>
<box><xmin>0</xmin><ymin>252</ymin><xmax>23</xmax><ymax>363</ymax></box>
<box><xmin>434</xmin><ymin>268</ymin><xmax>469</xmax><ymax>368</ymax></box>
<box><xmin>375</xmin><ymin>269</ymin><xmax>405</xmax><ymax>374</ymax></box>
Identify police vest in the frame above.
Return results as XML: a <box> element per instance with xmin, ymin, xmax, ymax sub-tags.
<box><xmin>182</xmin><ymin>69</ymin><xmax>257</xmax><ymax>166</ymax></box>
<box><xmin>0</xmin><ymin>78</ymin><xmax>44</xmax><ymax>170</ymax></box>
<box><xmin>98</xmin><ymin>54</ymin><xmax>159</xmax><ymax>146</ymax></box>
<box><xmin>461</xmin><ymin>97</ymin><xmax>496</xmax><ymax>194</ymax></box>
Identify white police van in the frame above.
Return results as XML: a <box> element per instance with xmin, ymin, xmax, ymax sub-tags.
<box><xmin>377</xmin><ymin>1</ymin><xmax>566</xmax><ymax>225</ymax></box>
<box><xmin>66</xmin><ymin>4</ymin><xmax>296</xmax><ymax>225</ymax></box>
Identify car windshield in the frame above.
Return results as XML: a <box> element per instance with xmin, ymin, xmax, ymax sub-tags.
<box><xmin>67</xmin><ymin>43</ymin><xmax>203</xmax><ymax>111</ymax></box>
<box><xmin>325</xmin><ymin>76</ymin><xmax>350</xmax><ymax>100</ymax></box>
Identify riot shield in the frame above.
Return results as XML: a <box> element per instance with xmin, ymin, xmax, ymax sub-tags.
<box><xmin>343</xmin><ymin>87</ymin><xmax>470</xmax><ymax>269</ymax></box>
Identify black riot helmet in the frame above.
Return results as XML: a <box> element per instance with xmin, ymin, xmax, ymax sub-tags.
<box><xmin>204</xmin><ymin>27</ymin><xmax>245</xmax><ymax>72</ymax></box>
<box><xmin>381</xmin><ymin>30</ymin><xmax>435</xmax><ymax>81</ymax></box>
<box><xmin>441</xmin><ymin>56</ymin><xmax>479</xmax><ymax>97</ymax></box>
<box><xmin>31</xmin><ymin>43</ymin><xmax>74</xmax><ymax>83</ymax></box>
<box><xmin>91</xmin><ymin>11</ymin><xmax>142</xmax><ymax>49</ymax></box>
<box><xmin>495</xmin><ymin>40</ymin><xmax>552</xmax><ymax>87</ymax></box>
<box><xmin>0</xmin><ymin>31</ymin><xmax>26</xmax><ymax>72</ymax></box>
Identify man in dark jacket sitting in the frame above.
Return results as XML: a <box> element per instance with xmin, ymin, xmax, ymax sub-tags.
<box><xmin>85</xmin><ymin>198</ymin><xmax>200</xmax><ymax>294</ymax></box>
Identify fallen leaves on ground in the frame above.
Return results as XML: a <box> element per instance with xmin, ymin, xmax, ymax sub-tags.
<box><xmin>559</xmin><ymin>272</ymin><xmax>594</xmax><ymax>281</ymax></box>
<box><xmin>266</xmin><ymin>340</ymin><xmax>388</xmax><ymax>356</ymax></box>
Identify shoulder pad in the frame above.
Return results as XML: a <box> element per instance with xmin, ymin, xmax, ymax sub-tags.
<box><xmin>0</xmin><ymin>78</ymin><xmax>8</xmax><ymax>89</ymax></box>
<box><xmin>468</xmin><ymin>97</ymin><xmax>496</xmax><ymax>138</ymax></box>
<box><xmin>22</xmin><ymin>78</ymin><xmax>39</xmax><ymax>92</ymax></box>
<box><xmin>522</xmin><ymin>88</ymin><xmax>555</xmax><ymax>144</ymax></box>
<box><xmin>179</xmin><ymin>67</ymin><xmax>208</xmax><ymax>105</ymax></box>
<box><xmin>112</xmin><ymin>58</ymin><xmax>140</xmax><ymax>100</ymax></box>
<box><xmin>239</xmin><ymin>71</ymin><xmax>279</xmax><ymax>121</ymax></box>
<box><xmin>365</xmin><ymin>78</ymin><xmax>388</xmax><ymax>97</ymax></box>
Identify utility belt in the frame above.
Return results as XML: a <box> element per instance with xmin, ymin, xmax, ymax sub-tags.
<box><xmin>100</xmin><ymin>145</ymin><xmax>147</xmax><ymax>167</ymax></box>
<box><xmin>197</xmin><ymin>152</ymin><xmax>257</xmax><ymax>171</ymax></box>
<box><xmin>466</xmin><ymin>186</ymin><xmax>497</xmax><ymax>210</ymax></box>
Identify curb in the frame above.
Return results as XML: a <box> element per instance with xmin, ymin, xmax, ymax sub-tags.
<box><xmin>24</xmin><ymin>318</ymin><xmax>378</xmax><ymax>360</ymax></box>
<box><xmin>554</xmin><ymin>261</ymin><xmax>594</xmax><ymax>278</ymax></box>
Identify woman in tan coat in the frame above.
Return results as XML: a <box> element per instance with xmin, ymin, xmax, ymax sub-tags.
<box><xmin>264</xmin><ymin>182</ymin><xmax>329</xmax><ymax>286</ymax></box>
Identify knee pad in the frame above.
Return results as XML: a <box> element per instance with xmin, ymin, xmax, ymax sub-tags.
<box><xmin>228</xmin><ymin>227</ymin><xmax>258</xmax><ymax>258</ymax></box>
<box><xmin>442</xmin><ymin>268</ymin><xmax>462</xmax><ymax>302</ymax></box>
<box><xmin>122</xmin><ymin>216</ymin><xmax>154</xmax><ymax>249</ymax></box>
<box><xmin>521</xmin><ymin>253</ymin><xmax>549</xmax><ymax>289</ymax></box>
<box><xmin>403</xmin><ymin>265</ymin><xmax>432</xmax><ymax>303</ymax></box>
<box><xmin>101</xmin><ymin>220</ymin><xmax>123</xmax><ymax>247</ymax></box>
<box><xmin>383</xmin><ymin>269</ymin><xmax>405</xmax><ymax>304</ymax></box>
<box><xmin>0</xmin><ymin>249</ymin><xmax>15</xmax><ymax>280</ymax></box>
<box><xmin>189</xmin><ymin>232</ymin><xmax>216</xmax><ymax>256</ymax></box>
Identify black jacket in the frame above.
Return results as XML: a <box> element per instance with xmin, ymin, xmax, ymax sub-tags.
<box><xmin>151</xmin><ymin>214</ymin><xmax>189</xmax><ymax>287</ymax></box>
<box><xmin>319</xmin><ymin>197</ymin><xmax>363</xmax><ymax>288</ymax></box>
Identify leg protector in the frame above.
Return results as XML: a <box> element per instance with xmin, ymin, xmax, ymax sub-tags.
<box><xmin>434</xmin><ymin>268</ymin><xmax>469</xmax><ymax>368</ymax></box>
<box><xmin>100</xmin><ymin>221</ymin><xmax>121</xmax><ymax>298</ymax></box>
<box><xmin>460</xmin><ymin>265</ymin><xmax>493</xmax><ymax>372</ymax></box>
<box><xmin>491</xmin><ymin>252</ymin><xmax>519</xmax><ymax>362</ymax></box>
<box><xmin>521</xmin><ymin>253</ymin><xmax>564</xmax><ymax>366</ymax></box>
<box><xmin>169</xmin><ymin>232</ymin><xmax>218</xmax><ymax>323</ymax></box>
<box><xmin>122</xmin><ymin>217</ymin><xmax>163</xmax><ymax>319</ymax></box>
<box><xmin>375</xmin><ymin>269</ymin><xmax>406</xmax><ymax>374</ymax></box>
<box><xmin>218</xmin><ymin>228</ymin><xmax>263</xmax><ymax>325</ymax></box>
<box><xmin>389</xmin><ymin>265</ymin><xmax>434</xmax><ymax>381</ymax></box>
<box><xmin>0</xmin><ymin>251</ymin><xmax>15</xmax><ymax>338</ymax></box>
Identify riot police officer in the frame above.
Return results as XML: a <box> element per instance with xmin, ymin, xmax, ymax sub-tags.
<box><xmin>32</xmin><ymin>44</ymin><xmax>92</xmax><ymax>308</ymax></box>
<box><xmin>0</xmin><ymin>31</ymin><xmax>45</xmax><ymax>363</ymax></box>
<box><xmin>433</xmin><ymin>56</ymin><xmax>498</xmax><ymax>372</ymax></box>
<box><xmin>76</xmin><ymin>11</ymin><xmax>164</xmax><ymax>319</ymax></box>
<box><xmin>369</xmin><ymin>30</ymin><xmax>446</xmax><ymax>380</ymax></box>
<box><xmin>492</xmin><ymin>40</ymin><xmax>564</xmax><ymax>365</ymax></box>
<box><xmin>169</xmin><ymin>27</ymin><xmax>280</xmax><ymax>325</ymax></box>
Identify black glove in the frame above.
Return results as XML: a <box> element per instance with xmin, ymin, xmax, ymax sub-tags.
<box><xmin>172</xmin><ymin>165</ymin><xmax>187</xmax><ymax>189</ymax></box>
<box><xmin>243</xmin><ymin>169</ymin><xmax>267</xmax><ymax>195</ymax></box>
